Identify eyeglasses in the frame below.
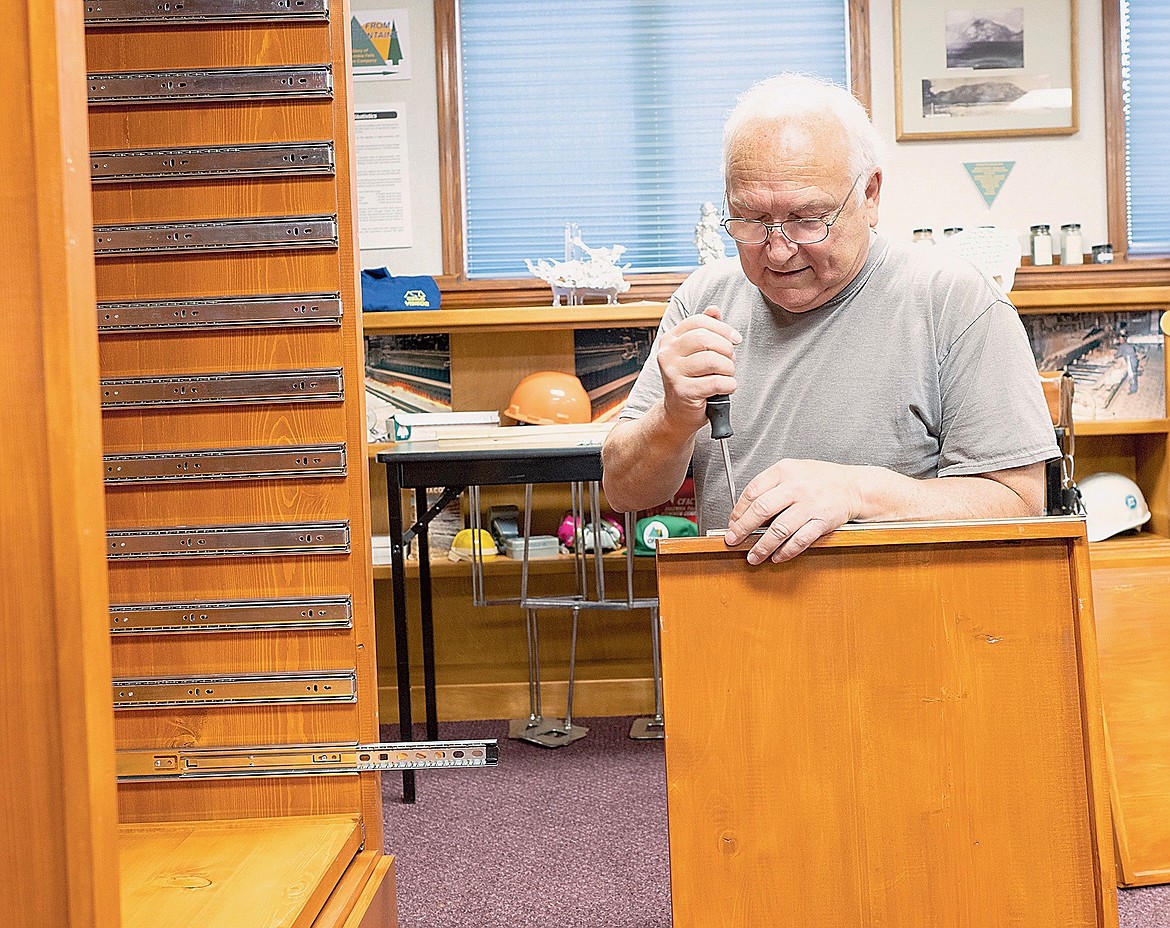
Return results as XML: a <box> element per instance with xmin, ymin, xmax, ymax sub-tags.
<box><xmin>721</xmin><ymin>173</ymin><xmax>865</xmax><ymax>246</ymax></box>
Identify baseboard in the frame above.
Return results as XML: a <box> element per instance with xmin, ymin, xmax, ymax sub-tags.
<box><xmin>378</xmin><ymin>677</ymin><xmax>657</xmax><ymax>724</ymax></box>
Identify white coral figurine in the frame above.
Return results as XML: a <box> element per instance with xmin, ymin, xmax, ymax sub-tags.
<box><xmin>526</xmin><ymin>233</ymin><xmax>632</xmax><ymax>305</ymax></box>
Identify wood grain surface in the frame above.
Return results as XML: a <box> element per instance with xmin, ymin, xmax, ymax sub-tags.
<box><xmin>1090</xmin><ymin>541</ymin><xmax>1170</xmax><ymax>885</ymax></box>
<box><xmin>4</xmin><ymin>2</ymin><xmax>121</xmax><ymax>925</ymax></box>
<box><xmin>86</xmin><ymin>5</ymin><xmax>386</xmax><ymax>911</ymax></box>
<box><xmin>657</xmin><ymin>526</ymin><xmax>1116</xmax><ymax>928</ymax></box>
<box><xmin>118</xmin><ymin>815</ymin><xmax>361</xmax><ymax>928</ymax></box>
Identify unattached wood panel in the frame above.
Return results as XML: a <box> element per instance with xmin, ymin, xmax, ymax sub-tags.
<box><xmin>449</xmin><ymin>329</ymin><xmax>576</xmax><ymax>416</ymax></box>
<box><xmin>657</xmin><ymin>528</ymin><xmax>1116</xmax><ymax>928</ymax></box>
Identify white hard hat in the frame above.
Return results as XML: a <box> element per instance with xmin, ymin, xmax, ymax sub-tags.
<box><xmin>1077</xmin><ymin>472</ymin><xmax>1151</xmax><ymax>542</ymax></box>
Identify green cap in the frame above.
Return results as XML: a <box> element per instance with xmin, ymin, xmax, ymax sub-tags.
<box><xmin>633</xmin><ymin>515</ymin><xmax>698</xmax><ymax>555</ymax></box>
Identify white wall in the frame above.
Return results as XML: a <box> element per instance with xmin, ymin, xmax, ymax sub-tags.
<box><xmin>870</xmin><ymin>0</ymin><xmax>1108</xmax><ymax>254</ymax></box>
<box><xmin>355</xmin><ymin>0</ymin><xmax>1110</xmax><ymax>274</ymax></box>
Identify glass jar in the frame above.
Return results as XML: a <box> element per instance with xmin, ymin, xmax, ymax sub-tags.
<box><xmin>1029</xmin><ymin>224</ymin><xmax>1053</xmax><ymax>266</ymax></box>
<box><xmin>1060</xmin><ymin>223</ymin><xmax>1083</xmax><ymax>265</ymax></box>
<box><xmin>1091</xmin><ymin>243</ymin><xmax>1114</xmax><ymax>264</ymax></box>
<box><xmin>943</xmin><ymin>227</ymin><xmax>963</xmax><ymax>237</ymax></box>
<box><xmin>912</xmin><ymin>228</ymin><xmax>935</xmax><ymax>246</ymax></box>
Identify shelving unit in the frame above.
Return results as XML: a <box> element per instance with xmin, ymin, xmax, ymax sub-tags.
<box><xmin>362</xmin><ymin>280</ymin><xmax>1170</xmax><ymax>747</ymax></box>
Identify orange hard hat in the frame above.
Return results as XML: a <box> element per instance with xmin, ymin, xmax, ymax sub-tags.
<box><xmin>505</xmin><ymin>371</ymin><xmax>592</xmax><ymax>425</ymax></box>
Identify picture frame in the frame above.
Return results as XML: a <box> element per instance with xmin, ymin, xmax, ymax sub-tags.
<box><xmin>1020</xmin><ymin>311</ymin><xmax>1167</xmax><ymax>424</ymax></box>
<box><xmin>894</xmin><ymin>0</ymin><xmax>1078</xmax><ymax>141</ymax></box>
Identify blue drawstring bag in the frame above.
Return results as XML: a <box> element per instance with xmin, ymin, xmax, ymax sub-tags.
<box><xmin>360</xmin><ymin>267</ymin><xmax>441</xmax><ymax>312</ymax></box>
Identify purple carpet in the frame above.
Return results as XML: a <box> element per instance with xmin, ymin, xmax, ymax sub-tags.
<box><xmin>381</xmin><ymin>717</ymin><xmax>1168</xmax><ymax>928</ymax></box>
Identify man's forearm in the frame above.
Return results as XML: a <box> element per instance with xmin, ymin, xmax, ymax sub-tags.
<box><xmin>853</xmin><ymin>461</ymin><xmax>1046</xmax><ymax>522</ymax></box>
<box><xmin>601</xmin><ymin>402</ymin><xmax>696</xmax><ymax>514</ymax></box>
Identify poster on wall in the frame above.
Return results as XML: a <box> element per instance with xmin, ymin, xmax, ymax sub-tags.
<box><xmin>351</xmin><ymin>9</ymin><xmax>411</xmax><ymax>80</ymax></box>
<box><xmin>354</xmin><ymin>107</ymin><xmax>413</xmax><ymax>250</ymax></box>
<box><xmin>894</xmin><ymin>0</ymin><xmax>1076</xmax><ymax>140</ymax></box>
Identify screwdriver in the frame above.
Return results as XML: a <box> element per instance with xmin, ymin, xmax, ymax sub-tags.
<box><xmin>706</xmin><ymin>394</ymin><xmax>737</xmax><ymax>504</ymax></box>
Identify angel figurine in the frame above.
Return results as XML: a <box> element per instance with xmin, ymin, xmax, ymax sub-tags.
<box><xmin>694</xmin><ymin>201</ymin><xmax>726</xmax><ymax>265</ymax></box>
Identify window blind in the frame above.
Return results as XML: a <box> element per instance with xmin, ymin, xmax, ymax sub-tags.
<box><xmin>1122</xmin><ymin>0</ymin><xmax>1170</xmax><ymax>256</ymax></box>
<box><xmin>458</xmin><ymin>2</ymin><xmax>850</xmax><ymax>278</ymax></box>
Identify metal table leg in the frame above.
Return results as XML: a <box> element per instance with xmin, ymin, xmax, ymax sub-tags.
<box><xmin>415</xmin><ymin>486</ymin><xmax>439</xmax><ymax>742</ymax></box>
<box><xmin>629</xmin><ymin>603</ymin><xmax>665</xmax><ymax>740</ymax></box>
<box><xmin>626</xmin><ymin>510</ymin><xmax>665</xmax><ymax>740</ymax></box>
<box><xmin>385</xmin><ymin>464</ymin><xmax>416</xmax><ymax>803</ymax></box>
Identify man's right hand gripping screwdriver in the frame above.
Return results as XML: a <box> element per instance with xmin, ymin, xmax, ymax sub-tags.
<box><xmin>706</xmin><ymin>394</ymin><xmax>737</xmax><ymax>504</ymax></box>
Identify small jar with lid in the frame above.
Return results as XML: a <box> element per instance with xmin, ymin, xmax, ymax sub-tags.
<box><xmin>912</xmin><ymin>228</ymin><xmax>936</xmax><ymax>246</ymax></box>
<box><xmin>1060</xmin><ymin>223</ymin><xmax>1084</xmax><ymax>265</ymax></box>
<box><xmin>1030</xmin><ymin>225</ymin><xmax>1053</xmax><ymax>266</ymax></box>
<box><xmin>943</xmin><ymin>227</ymin><xmax>963</xmax><ymax>238</ymax></box>
<box><xmin>1091</xmin><ymin>243</ymin><xmax>1114</xmax><ymax>264</ymax></box>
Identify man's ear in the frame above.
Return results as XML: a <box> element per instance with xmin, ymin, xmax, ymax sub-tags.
<box><xmin>864</xmin><ymin>169</ymin><xmax>883</xmax><ymax>228</ymax></box>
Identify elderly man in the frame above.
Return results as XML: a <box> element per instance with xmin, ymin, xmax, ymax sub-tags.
<box><xmin>602</xmin><ymin>73</ymin><xmax>1057</xmax><ymax>565</ymax></box>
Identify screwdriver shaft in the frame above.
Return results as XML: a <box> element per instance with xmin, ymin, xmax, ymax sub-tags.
<box><xmin>719</xmin><ymin>438</ymin><xmax>736</xmax><ymax>503</ymax></box>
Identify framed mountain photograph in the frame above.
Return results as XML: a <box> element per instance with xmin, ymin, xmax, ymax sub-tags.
<box><xmin>894</xmin><ymin>1</ymin><xmax>1077</xmax><ymax>140</ymax></box>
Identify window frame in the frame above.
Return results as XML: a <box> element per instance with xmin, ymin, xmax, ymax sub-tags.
<box><xmin>1102</xmin><ymin>0</ymin><xmax>1170</xmax><ymax>272</ymax></box>
<box><xmin>432</xmin><ymin>0</ymin><xmax>873</xmax><ymax>307</ymax></box>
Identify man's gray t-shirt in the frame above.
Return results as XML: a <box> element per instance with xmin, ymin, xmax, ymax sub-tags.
<box><xmin>619</xmin><ymin>233</ymin><xmax>1059</xmax><ymax>532</ymax></box>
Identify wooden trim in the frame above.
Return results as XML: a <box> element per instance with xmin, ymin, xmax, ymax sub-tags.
<box><xmin>435</xmin><ymin>0</ymin><xmax>464</xmax><ymax>279</ymax></box>
<box><xmin>1102</xmin><ymin>0</ymin><xmax>1128</xmax><ymax>259</ymax></box>
<box><xmin>1067</xmin><ymin>534</ymin><xmax>1123</xmax><ymax>918</ymax></box>
<box><xmin>363</xmin><ymin>300</ymin><xmax>667</xmax><ymax>334</ymax></box>
<box><xmin>848</xmin><ymin>0</ymin><xmax>872</xmax><ymax>112</ymax></box>
<box><xmin>660</xmin><ymin>517</ymin><xmax>1084</xmax><ymax>557</ymax></box>
<box><xmin>429</xmin><ymin>257</ymin><xmax>1170</xmax><ymax>310</ymax></box>
<box><xmin>892</xmin><ymin>0</ymin><xmax>906</xmax><ymax>139</ymax></box>
<box><xmin>1071</xmin><ymin>0</ymin><xmax>1081</xmax><ymax>135</ymax></box>
<box><xmin>10</xmin><ymin>1</ymin><xmax>120</xmax><ymax>926</ymax></box>
<box><xmin>312</xmin><ymin>851</ymin><xmax>397</xmax><ymax>928</ymax></box>
<box><xmin>339</xmin><ymin>857</ymin><xmax>397</xmax><ymax>928</ymax></box>
<box><xmin>379</xmin><ymin>677</ymin><xmax>657</xmax><ymax>723</ymax></box>
<box><xmin>332</xmin><ymin>0</ymin><xmax>385</xmax><ymax>844</ymax></box>
<box><xmin>1011</xmin><ymin>282</ymin><xmax>1170</xmax><ymax>309</ymax></box>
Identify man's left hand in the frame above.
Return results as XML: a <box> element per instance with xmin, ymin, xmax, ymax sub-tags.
<box><xmin>723</xmin><ymin>459</ymin><xmax>864</xmax><ymax>565</ymax></box>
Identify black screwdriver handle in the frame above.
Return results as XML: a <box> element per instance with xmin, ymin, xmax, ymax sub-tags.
<box><xmin>705</xmin><ymin>394</ymin><xmax>733</xmax><ymax>440</ymax></box>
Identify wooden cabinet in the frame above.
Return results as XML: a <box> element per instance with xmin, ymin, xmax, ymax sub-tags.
<box><xmin>6</xmin><ymin>4</ymin><xmax>392</xmax><ymax>927</ymax></box>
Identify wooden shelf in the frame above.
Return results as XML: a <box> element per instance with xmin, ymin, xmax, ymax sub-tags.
<box><xmin>1090</xmin><ymin>531</ymin><xmax>1170</xmax><ymax>558</ymax></box>
<box><xmin>119</xmin><ymin>815</ymin><xmax>362</xmax><ymax>928</ymax></box>
<box><xmin>361</xmin><ymin>300</ymin><xmax>666</xmax><ymax>334</ymax></box>
<box><xmin>1012</xmin><ymin>285</ymin><xmax>1170</xmax><ymax>313</ymax></box>
<box><xmin>372</xmin><ymin>550</ymin><xmax>656</xmax><ymax>581</ymax></box>
<box><xmin>1075</xmin><ymin>419</ymin><xmax>1170</xmax><ymax>436</ymax></box>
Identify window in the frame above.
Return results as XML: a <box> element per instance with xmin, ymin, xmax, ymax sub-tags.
<box><xmin>441</xmin><ymin>2</ymin><xmax>866</xmax><ymax>282</ymax></box>
<box><xmin>1109</xmin><ymin>0</ymin><xmax>1170</xmax><ymax>257</ymax></box>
